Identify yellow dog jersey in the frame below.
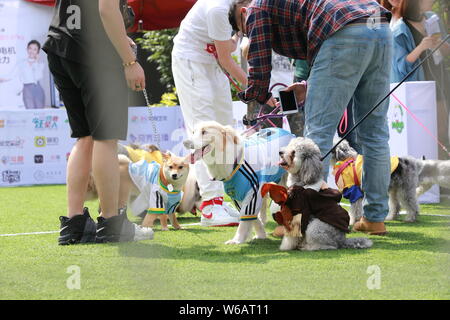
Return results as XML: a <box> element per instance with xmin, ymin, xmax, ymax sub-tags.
<box><xmin>125</xmin><ymin>146</ymin><xmax>163</xmax><ymax>164</ymax></box>
<box><xmin>333</xmin><ymin>155</ymin><xmax>399</xmax><ymax>192</ymax></box>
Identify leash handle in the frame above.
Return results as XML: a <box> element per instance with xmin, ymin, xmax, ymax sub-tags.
<box><xmin>338</xmin><ymin>109</ymin><xmax>348</xmax><ymax>135</ymax></box>
<box><xmin>320</xmin><ymin>33</ymin><xmax>450</xmax><ymax>162</ymax></box>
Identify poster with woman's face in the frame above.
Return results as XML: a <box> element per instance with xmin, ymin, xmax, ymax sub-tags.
<box><xmin>0</xmin><ymin>0</ymin><xmax>54</xmax><ymax>109</ymax></box>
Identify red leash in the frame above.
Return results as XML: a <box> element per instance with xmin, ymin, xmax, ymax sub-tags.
<box><xmin>338</xmin><ymin>109</ymin><xmax>348</xmax><ymax>135</ymax></box>
<box><xmin>205</xmin><ymin>43</ymin><xmax>243</xmax><ymax>92</ymax></box>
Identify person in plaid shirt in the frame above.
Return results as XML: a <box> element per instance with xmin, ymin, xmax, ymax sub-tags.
<box><xmin>230</xmin><ymin>0</ymin><xmax>393</xmax><ymax>235</ymax></box>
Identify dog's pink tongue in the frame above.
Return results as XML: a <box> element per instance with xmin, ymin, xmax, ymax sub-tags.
<box><xmin>189</xmin><ymin>145</ymin><xmax>211</xmax><ymax>164</ymax></box>
<box><xmin>190</xmin><ymin>149</ymin><xmax>202</xmax><ymax>164</ymax></box>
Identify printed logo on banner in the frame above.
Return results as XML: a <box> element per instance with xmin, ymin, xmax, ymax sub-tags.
<box><xmin>0</xmin><ymin>119</ymin><xmax>27</xmax><ymax>128</ymax></box>
<box><xmin>32</xmin><ymin>115</ymin><xmax>59</xmax><ymax>130</ymax></box>
<box><xmin>47</xmin><ymin>137</ymin><xmax>59</xmax><ymax>146</ymax></box>
<box><xmin>130</xmin><ymin>115</ymin><xmax>168</xmax><ymax>124</ymax></box>
<box><xmin>391</xmin><ymin>105</ymin><xmax>405</xmax><ymax>134</ymax></box>
<box><xmin>36</xmin><ymin>154</ymin><xmax>61</xmax><ymax>163</ymax></box>
<box><xmin>1</xmin><ymin>155</ymin><xmax>24</xmax><ymax>165</ymax></box>
<box><xmin>2</xmin><ymin>170</ymin><xmax>21</xmax><ymax>184</ymax></box>
<box><xmin>0</xmin><ymin>138</ymin><xmax>25</xmax><ymax>148</ymax></box>
<box><xmin>34</xmin><ymin>136</ymin><xmax>46</xmax><ymax>147</ymax></box>
<box><xmin>33</xmin><ymin>169</ymin><xmax>64</xmax><ymax>182</ymax></box>
<box><xmin>128</xmin><ymin>133</ymin><xmax>169</xmax><ymax>144</ymax></box>
<box><xmin>34</xmin><ymin>136</ymin><xmax>59</xmax><ymax>147</ymax></box>
<box><xmin>34</xmin><ymin>155</ymin><xmax>44</xmax><ymax>164</ymax></box>
<box><xmin>33</xmin><ymin>170</ymin><xmax>45</xmax><ymax>182</ymax></box>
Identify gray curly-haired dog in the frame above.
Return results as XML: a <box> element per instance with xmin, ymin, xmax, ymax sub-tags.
<box><xmin>330</xmin><ymin>139</ymin><xmax>423</xmax><ymax>223</ymax></box>
<box><xmin>278</xmin><ymin>137</ymin><xmax>373</xmax><ymax>251</ymax></box>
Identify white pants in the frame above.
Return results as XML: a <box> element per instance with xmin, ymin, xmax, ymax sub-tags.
<box><xmin>172</xmin><ymin>54</ymin><xmax>234</xmax><ymax>201</ymax></box>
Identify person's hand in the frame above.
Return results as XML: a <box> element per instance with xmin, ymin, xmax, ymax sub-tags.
<box><xmin>419</xmin><ymin>36</ymin><xmax>439</xmax><ymax>51</ymax></box>
<box><xmin>265</xmin><ymin>96</ymin><xmax>278</xmax><ymax>108</ymax></box>
<box><xmin>285</xmin><ymin>82</ymin><xmax>307</xmax><ymax>104</ymax></box>
<box><xmin>124</xmin><ymin>62</ymin><xmax>146</xmax><ymax>91</ymax></box>
<box><xmin>127</xmin><ymin>36</ymin><xmax>136</xmax><ymax>47</ymax></box>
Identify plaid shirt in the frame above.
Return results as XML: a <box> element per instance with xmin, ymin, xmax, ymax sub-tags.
<box><xmin>240</xmin><ymin>0</ymin><xmax>389</xmax><ymax>104</ymax></box>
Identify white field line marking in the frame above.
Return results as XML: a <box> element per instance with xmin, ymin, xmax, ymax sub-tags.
<box><xmin>0</xmin><ymin>222</ymin><xmax>202</xmax><ymax>237</ymax></box>
<box><xmin>1</xmin><ymin>208</ymin><xmax>449</xmax><ymax>238</ymax></box>
<box><xmin>0</xmin><ymin>230</ymin><xmax>59</xmax><ymax>237</ymax></box>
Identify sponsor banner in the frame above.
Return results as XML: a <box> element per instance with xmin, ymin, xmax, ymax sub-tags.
<box><xmin>0</xmin><ymin>108</ymin><xmax>75</xmax><ymax>186</ymax></box>
<box><xmin>0</xmin><ymin>85</ymin><xmax>442</xmax><ymax>204</ymax></box>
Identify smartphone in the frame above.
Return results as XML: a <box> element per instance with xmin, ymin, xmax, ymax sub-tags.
<box><xmin>279</xmin><ymin>90</ymin><xmax>298</xmax><ymax>115</ymax></box>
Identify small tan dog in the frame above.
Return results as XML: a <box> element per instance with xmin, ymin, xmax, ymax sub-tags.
<box><xmin>119</xmin><ymin>152</ymin><xmax>190</xmax><ymax>231</ymax></box>
<box><xmin>86</xmin><ymin>151</ymin><xmax>190</xmax><ymax>231</ymax></box>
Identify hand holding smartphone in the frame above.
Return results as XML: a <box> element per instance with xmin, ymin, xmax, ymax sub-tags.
<box><xmin>279</xmin><ymin>90</ymin><xmax>298</xmax><ymax>115</ymax></box>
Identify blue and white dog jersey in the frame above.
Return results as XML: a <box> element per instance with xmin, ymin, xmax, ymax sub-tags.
<box><xmin>223</xmin><ymin>128</ymin><xmax>294</xmax><ymax>221</ymax></box>
<box><xmin>128</xmin><ymin>160</ymin><xmax>182</xmax><ymax>216</ymax></box>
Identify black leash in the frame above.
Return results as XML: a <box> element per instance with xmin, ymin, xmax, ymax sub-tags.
<box><xmin>320</xmin><ymin>34</ymin><xmax>450</xmax><ymax>162</ymax></box>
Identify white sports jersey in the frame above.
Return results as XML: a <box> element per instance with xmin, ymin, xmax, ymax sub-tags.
<box><xmin>128</xmin><ymin>160</ymin><xmax>182</xmax><ymax>216</ymax></box>
<box><xmin>223</xmin><ymin>128</ymin><xmax>294</xmax><ymax>221</ymax></box>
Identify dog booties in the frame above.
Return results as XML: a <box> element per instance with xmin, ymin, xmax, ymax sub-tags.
<box><xmin>262</xmin><ymin>183</ymin><xmax>350</xmax><ymax>236</ymax></box>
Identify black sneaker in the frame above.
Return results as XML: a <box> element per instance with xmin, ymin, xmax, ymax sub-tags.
<box><xmin>95</xmin><ymin>209</ymin><xmax>154</xmax><ymax>243</ymax></box>
<box><xmin>58</xmin><ymin>208</ymin><xmax>97</xmax><ymax>245</ymax></box>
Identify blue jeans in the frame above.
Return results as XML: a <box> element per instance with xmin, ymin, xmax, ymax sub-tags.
<box><xmin>339</xmin><ymin>97</ymin><xmax>362</xmax><ymax>154</ymax></box>
<box><xmin>304</xmin><ymin>23</ymin><xmax>392</xmax><ymax>222</ymax></box>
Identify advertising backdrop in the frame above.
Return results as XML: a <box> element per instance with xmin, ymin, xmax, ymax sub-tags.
<box><xmin>0</xmin><ymin>0</ymin><xmax>54</xmax><ymax>110</ymax></box>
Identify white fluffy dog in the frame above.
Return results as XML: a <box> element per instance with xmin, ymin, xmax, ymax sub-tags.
<box><xmin>183</xmin><ymin>121</ymin><xmax>294</xmax><ymax>244</ymax></box>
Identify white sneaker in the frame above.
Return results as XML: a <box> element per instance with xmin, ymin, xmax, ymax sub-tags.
<box><xmin>133</xmin><ymin>224</ymin><xmax>154</xmax><ymax>241</ymax></box>
<box><xmin>222</xmin><ymin>201</ymin><xmax>241</xmax><ymax>218</ymax></box>
<box><xmin>200</xmin><ymin>197</ymin><xmax>239</xmax><ymax>227</ymax></box>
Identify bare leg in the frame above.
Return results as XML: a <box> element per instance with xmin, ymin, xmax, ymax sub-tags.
<box><xmin>66</xmin><ymin>136</ymin><xmax>93</xmax><ymax>218</ymax></box>
<box><xmin>118</xmin><ymin>158</ymin><xmax>134</xmax><ymax>209</ymax></box>
<box><xmin>92</xmin><ymin>139</ymin><xmax>119</xmax><ymax>218</ymax></box>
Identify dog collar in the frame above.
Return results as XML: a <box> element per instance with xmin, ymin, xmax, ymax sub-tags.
<box><xmin>159</xmin><ymin>169</ymin><xmax>181</xmax><ymax>194</ymax></box>
<box><xmin>221</xmin><ymin>149</ymin><xmax>245</xmax><ymax>182</ymax></box>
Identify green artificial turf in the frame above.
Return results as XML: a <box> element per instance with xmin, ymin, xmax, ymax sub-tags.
<box><xmin>0</xmin><ymin>185</ymin><xmax>449</xmax><ymax>300</ymax></box>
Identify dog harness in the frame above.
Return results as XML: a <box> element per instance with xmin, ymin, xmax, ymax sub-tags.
<box><xmin>222</xmin><ymin>128</ymin><xmax>295</xmax><ymax>221</ymax></box>
<box><xmin>333</xmin><ymin>155</ymin><xmax>400</xmax><ymax>203</ymax></box>
<box><xmin>128</xmin><ymin>160</ymin><xmax>182</xmax><ymax>216</ymax></box>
